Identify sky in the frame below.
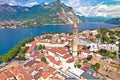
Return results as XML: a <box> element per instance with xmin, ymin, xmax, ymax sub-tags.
<box><xmin>0</xmin><ymin>0</ymin><xmax>120</xmax><ymax>18</ymax></box>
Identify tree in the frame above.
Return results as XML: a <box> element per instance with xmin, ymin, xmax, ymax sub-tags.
<box><xmin>83</xmin><ymin>45</ymin><xmax>88</xmax><ymax>50</ymax></box>
<box><xmin>42</xmin><ymin>45</ymin><xmax>46</xmax><ymax>49</ymax></box>
<box><xmin>38</xmin><ymin>44</ymin><xmax>42</xmax><ymax>50</ymax></box>
<box><xmin>41</xmin><ymin>50</ymin><xmax>44</xmax><ymax>53</ymax></box>
<box><xmin>69</xmin><ymin>32</ymin><xmax>73</xmax><ymax>35</ymax></box>
<box><xmin>75</xmin><ymin>64</ymin><xmax>81</xmax><ymax>68</ymax></box>
<box><xmin>41</xmin><ymin>57</ymin><xmax>47</xmax><ymax>63</ymax></box>
<box><xmin>83</xmin><ymin>59</ymin><xmax>88</xmax><ymax>64</ymax></box>
<box><xmin>19</xmin><ymin>37</ymin><xmax>34</xmax><ymax>47</ymax></box>
<box><xmin>92</xmin><ymin>63</ymin><xmax>100</xmax><ymax>71</ymax></box>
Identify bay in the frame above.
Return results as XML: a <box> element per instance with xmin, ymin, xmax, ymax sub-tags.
<box><xmin>0</xmin><ymin>22</ymin><xmax>117</xmax><ymax>55</ymax></box>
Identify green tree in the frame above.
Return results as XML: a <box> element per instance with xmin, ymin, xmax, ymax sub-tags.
<box><xmin>38</xmin><ymin>44</ymin><xmax>42</xmax><ymax>50</ymax></box>
<box><xmin>83</xmin><ymin>46</ymin><xmax>88</xmax><ymax>50</ymax></box>
<box><xmin>83</xmin><ymin>59</ymin><xmax>88</xmax><ymax>64</ymax></box>
<box><xmin>75</xmin><ymin>64</ymin><xmax>81</xmax><ymax>68</ymax></box>
<box><xmin>41</xmin><ymin>57</ymin><xmax>47</xmax><ymax>63</ymax></box>
<box><xmin>92</xmin><ymin>63</ymin><xmax>100</xmax><ymax>71</ymax></box>
<box><xmin>42</xmin><ymin>45</ymin><xmax>46</xmax><ymax>49</ymax></box>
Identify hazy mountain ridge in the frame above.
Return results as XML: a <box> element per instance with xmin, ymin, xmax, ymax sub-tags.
<box><xmin>0</xmin><ymin>0</ymin><xmax>82</xmax><ymax>27</ymax></box>
<box><xmin>77</xmin><ymin>16</ymin><xmax>110</xmax><ymax>22</ymax></box>
<box><xmin>105</xmin><ymin>18</ymin><xmax>120</xmax><ymax>25</ymax></box>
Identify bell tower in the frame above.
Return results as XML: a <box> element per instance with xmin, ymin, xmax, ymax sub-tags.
<box><xmin>72</xmin><ymin>19</ymin><xmax>78</xmax><ymax>57</ymax></box>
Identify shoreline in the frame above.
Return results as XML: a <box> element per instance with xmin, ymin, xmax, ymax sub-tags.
<box><xmin>0</xmin><ymin>22</ymin><xmax>119</xmax><ymax>29</ymax></box>
<box><xmin>0</xmin><ymin>22</ymin><xmax>74</xmax><ymax>29</ymax></box>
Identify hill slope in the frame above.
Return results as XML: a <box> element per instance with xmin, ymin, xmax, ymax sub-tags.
<box><xmin>77</xmin><ymin>16</ymin><xmax>110</xmax><ymax>22</ymax></box>
<box><xmin>0</xmin><ymin>0</ymin><xmax>82</xmax><ymax>27</ymax></box>
<box><xmin>105</xmin><ymin>18</ymin><xmax>120</xmax><ymax>25</ymax></box>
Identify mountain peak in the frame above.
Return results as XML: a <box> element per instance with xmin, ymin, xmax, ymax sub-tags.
<box><xmin>0</xmin><ymin>1</ymin><xmax>82</xmax><ymax>27</ymax></box>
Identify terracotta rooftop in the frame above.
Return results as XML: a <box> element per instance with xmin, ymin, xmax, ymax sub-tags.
<box><xmin>30</xmin><ymin>52</ymin><xmax>44</xmax><ymax>59</ymax></box>
<box><xmin>48</xmin><ymin>67</ymin><xmax>55</xmax><ymax>73</ymax></box>
<box><xmin>50</xmin><ymin>39</ymin><xmax>57</xmax><ymax>44</ymax></box>
<box><xmin>24</xmin><ymin>60</ymin><xmax>39</xmax><ymax>67</ymax></box>
<box><xmin>42</xmin><ymin>71</ymin><xmax>51</xmax><ymax>79</ymax></box>
<box><xmin>79</xmin><ymin>49</ymin><xmax>91</xmax><ymax>54</ymax></box>
<box><xmin>48</xmin><ymin>48</ymin><xmax>58</xmax><ymax>53</ymax></box>
<box><xmin>81</xmin><ymin>65</ymin><xmax>91</xmax><ymax>71</ymax></box>
<box><xmin>47</xmin><ymin>55</ymin><xmax>61</xmax><ymax>65</ymax></box>
<box><xmin>0</xmin><ymin>70</ymin><xmax>15</xmax><ymax>80</ymax></box>
<box><xmin>34</xmin><ymin>69</ymin><xmax>43</xmax><ymax>80</ymax></box>
<box><xmin>66</xmin><ymin>57</ymin><xmax>74</xmax><ymax>63</ymax></box>
<box><xmin>8</xmin><ymin>67</ymin><xmax>33</xmax><ymax>80</ymax></box>
<box><xmin>57</xmin><ymin>47</ymin><xmax>68</xmax><ymax>55</ymax></box>
<box><xmin>42</xmin><ymin>67</ymin><xmax>55</xmax><ymax>79</ymax></box>
<box><xmin>63</xmin><ymin>54</ymin><xmax>71</xmax><ymax>59</ymax></box>
<box><xmin>27</xmin><ymin>41</ymin><xmax>36</xmax><ymax>53</ymax></box>
<box><xmin>78</xmin><ymin>55</ymin><xmax>86</xmax><ymax>59</ymax></box>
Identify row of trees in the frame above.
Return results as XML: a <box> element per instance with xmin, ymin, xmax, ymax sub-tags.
<box><xmin>98</xmin><ymin>49</ymin><xmax>117</xmax><ymax>59</ymax></box>
<box><xmin>19</xmin><ymin>37</ymin><xmax>34</xmax><ymax>47</ymax></box>
<box><xmin>96</xmin><ymin>28</ymin><xmax>120</xmax><ymax>43</ymax></box>
<box><xmin>38</xmin><ymin>44</ymin><xmax>46</xmax><ymax>50</ymax></box>
<box><xmin>17</xmin><ymin>46</ymin><xmax>29</xmax><ymax>59</ymax></box>
<box><xmin>0</xmin><ymin>46</ymin><xmax>21</xmax><ymax>62</ymax></box>
<box><xmin>0</xmin><ymin>37</ymin><xmax>34</xmax><ymax>62</ymax></box>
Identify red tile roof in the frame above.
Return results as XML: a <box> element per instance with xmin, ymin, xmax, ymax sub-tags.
<box><xmin>57</xmin><ymin>47</ymin><xmax>68</xmax><ymax>55</ymax></box>
<box><xmin>79</xmin><ymin>49</ymin><xmax>91</xmax><ymax>54</ymax></box>
<box><xmin>47</xmin><ymin>55</ymin><xmax>61</xmax><ymax>65</ymax></box>
<box><xmin>78</xmin><ymin>55</ymin><xmax>86</xmax><ymax>59</ymax></box>
<box><xmin>30</xmin><ymin>52</ymin><xmax>44</xmax><ymax>59</ymax></box>
<box><xmin>48</xmin><ymin>47</ymin><xmax>69</xmax><ymax>56</ymax></box>
<box><xmin>0</xmin><ymin>71</ymin><xmax>15</xmax><ymax>80</ymax></box>
<box><xmin>42</xmin><ymin>67</ymin><xmax>55</xmax><ymax>79</ymax></box>
<box><xmin>8</xmin><ymin>67</ymin><xmax>33</xmax><ymax>80</ymax></box>
<box><xmin>81</xmin><ymin>65</ymin><xmax>91</xmax><ymax>71</ymax></box>
<box><xmin>37</xmin><ymin>62</ymin><xmax>48</xmax><ymax>69</ymax></box>
<box><xmin>63</xmin><ymin>54</ymin><xmax>71</xmax><ymax>59</ymax></box>
<box><xmin>27</xmin><ymin>41</ymin><xmax>36</xmax><ymax>53</ymax></box>
<box><xmin>47</xmin><ymin>55</ymin><xmax>54</xmax><ymax>61</ymax></box>
<box><xmin>66</xmin><ymin>57</ymin><xmax>74</xmax><ymax>63</ymax></box>
<box><xmin>48</xmin><ymin>48</ymin><xmax>58</xmax><ymax>53</ymax></box>
<box><xmin>39</xmin><ymin>39</ymin><xmax>49</xmax><ymax>43</ymax></box>
<box><xmin>42</xmin><ymin>71</ymin><xmax>51</xmax><ymax>79</ymax></box>
<box><xmin>24</xmin><ymin>61</ymin><xmax>49</xmax><ymax>73</ymax></box>
<box><xmin>50</xmin><ymin>39</ymin><xmax>57</xmax><ymax>44</ymax></box>
<box><xmin>48</xmin><ymin>67</ymin><xmax>55</xmax><ymax>73</ymax></box>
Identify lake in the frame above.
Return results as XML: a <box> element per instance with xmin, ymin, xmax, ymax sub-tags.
<box><xmin>0</xmin><ymin>22</ymin><xmax>117</xmax><ymax>55</ymax></box>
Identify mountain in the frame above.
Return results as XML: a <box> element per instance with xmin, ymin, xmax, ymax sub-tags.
<box><xmin>0</xmin><ymin>0</ymin><xmax>82</xmax><ymax>27</ymax></box>
<box><xmin>105</xmin><ymin>18</ymin><xmax>120</xmax><ymax>25</ymax></box>
<box><xmin>77</xmin><ymin>16</ymin><xmax>110</xmax><ymax>22</ymax></box>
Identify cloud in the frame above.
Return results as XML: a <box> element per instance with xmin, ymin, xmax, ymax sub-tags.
<box><xmin>65</xmin><ymin>0</ymin><xmax>120</xmax><ymax>18</ymax></box>
<box><xmin>9</xmin><ymin>0</ymin><xmax>18</xmax><ymax>5</ymax></box>
<box><xmin>0</xmin><ymin>0</ymin><xmax>24</xmax><ymax>6</ymax></box>
<box><xmin>25</xmin><ymin>2</ymin><xmax>39</xmax><ymax>7</ymax></box>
